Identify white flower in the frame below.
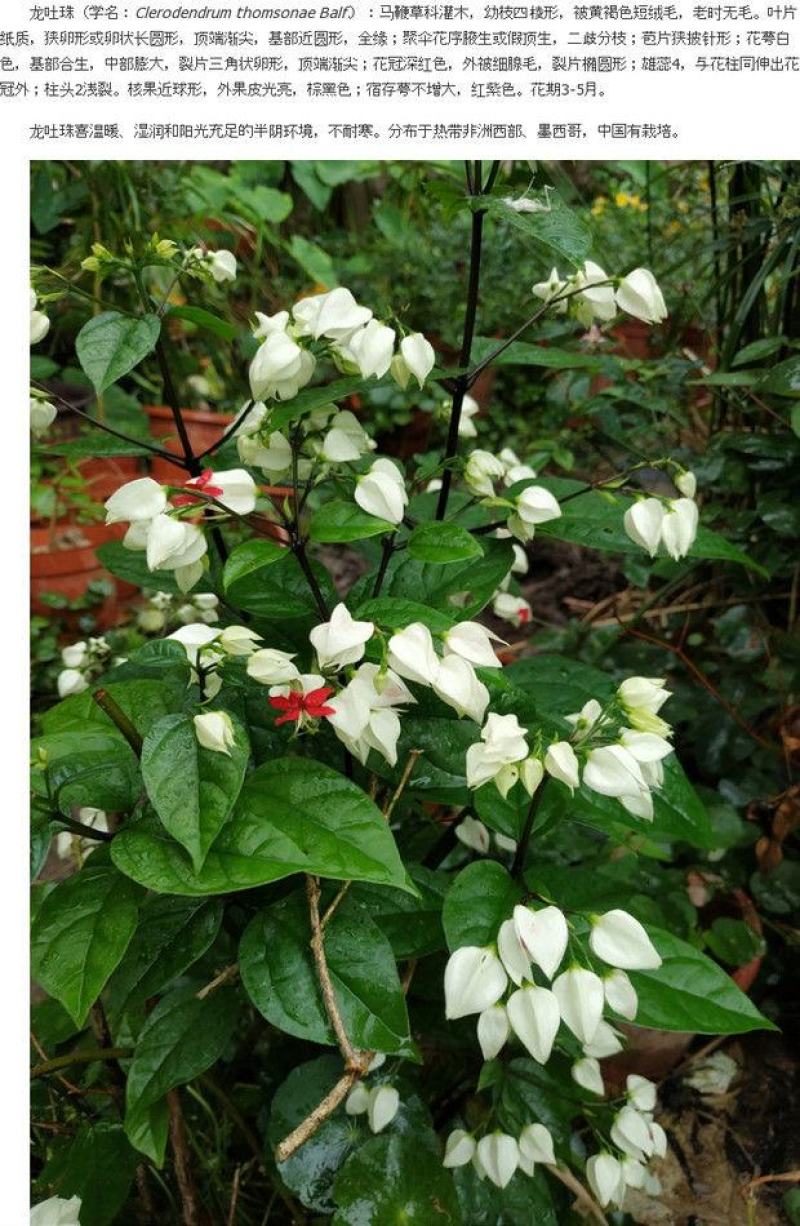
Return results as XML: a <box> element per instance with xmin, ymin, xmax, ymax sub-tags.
<box><xmin>342</xmin><ymin>319</ymin><xmax>396</xmax><ymax>379</ymax></box>
<box><xmin>507</xmin><ymin>485</ymin><xmax>562</xmax><ymax>543</ymax></box>
<box><xmin>345</xmin><ymin>1083</ymin><xmax>369</xmax><ymax>1115</ymax></box>
<box><xmin>432</xmin><ymin>655</ymin><xmax>490</xmax><ymax>723</ymax></box>
<box><xmin>511</xmin><ymin>544</ymin><xmax>529</xmax><ymax>575</ymax></box>
<box><xmin>30</xmin><ymin>396</ymin><xmax>57</xmax><ymax>437</ymax></box>
<box><xmin>168</xmin><ymin>622</ymin><xmax>222</xmax><ymax>665</ymax></box>
<box><xmin>30</xmin><ymin>1195</ymin><xmax>82</xmax><ymax>1226</ymax></box>
<box><xmin>572</xmin><ymin>1056</ymin><xmax>605</xmax><ymax>1097</ymax></box>
<box><xmin>444</xmin><ymin>621</ymin><xmax>505</xmax><ymax>668</ymax></box>
<box><xmin>399</xmin><ymin>332</ymin><xmax>435</xmax><ymax>387</ymax></box>
<box><xmin>626</xmin><ymin>1074</ymin><xmax>657</xmax><ymax>1113</ymax></box>
<box><xmin>616</xmin><ymin>268</ymin><xmax>668</xmax><ymax>324</ymax></box>
<box><xmin>185</xmin><ymin>468</ymin><xmax>257</xmax><ymax>516</ymax></box>
<box><xmin>497</xmin><ymin>917</ymin><xmax>532</xmax><ymax>986</ymax></box>
<box><xmin>477</xmin><ymin>1003</ymin><xmax>510</xmax><ymax>1061</ymax></box>
<box><xmin>249</xmin><ymin>331</ymin><xmax>315</xmax><ymax>402</ymax></box>
<box><xmin>464</xmin><ymin>449</ymin><xmax>505</xmax><ymax>498</ymax></box>
<box><xmin>465</xmin><ymin>712</ymin><xmax>529</xmax><ymax>795</ymax></box>
<box><xmin>586</xmin><ymin>1153</ymin><xmax>624</xmax><ymax>1209</ymax></box>
<box><xmin>387</xmin><ymin>622</ymin><xmax>440</xmax><ymax>686</ymax></box>
<box><xmin>355</xmin><ymin>458</ymin><xmax>408</xmax><ymax>525</ymax></box>
<box><xmin>218</xmin><ymin>625</ymin><xmax>262</xmax><ymax>656</ymax></box>
<box><xmin>310</xmin><ymin>602</ymin><xmax>374</xmax><ymax>671</ymax></box>
<box><xmin>492</xmin><ymin>592</ymin><xmax>532</xmax><ymax>627</ymax></box>
<box><xmin>443</xmin><ymin>1130</ymin><xmax>476</xmax><ymax>1168</ymax></box>
<box><xmin>565</xmin><ymin>698</ymin><xmax>606</xmax><ymax>740</ymax></box>
<box><xmin>147</xmin><ymin>517</ymin><xmax>207</xmax><ymax>575</ymax></box>
<box><xmin>30</xmin><ymin>288</ymin><xmax>51</xmax><ymax>345</ymax></box>
<box><xmin>583</xmin><ymin>744</ymin><xmax>649</xmax><ymax>801</ymax></box>
<box><xmin>61</xmin><ymin>641</ymin><xmax>88</xmax><ymax>669</ymax></box>
<box><xmin>589</xmin><ymin>910</ymin><xmax>662</xmax><ymax>970</ymax></box>
<box><xmin>552</xmin><ymin>967</ymin><xmax>604</xmax><ymax>1044</ymax></box>
<box><xmin>611</xmin><ymin>1105</ymin><xmax>654</xmax><ymax>1160</ymax></box>
<box><xmin>458</xmin><ymin>394</ymin><xmax>480</xmax><ymax>438</ymax></box>
<box><xmin>104</xmin><ymin>477</ymin><xmax>167</xmax><ymax>525</ymax></box>
<box><xmin>544</xmin><ymin>741</ymin><xmax>580</xmax><ymax>792</ymax></box>
<box><xmin>532</xmin><ymin>267</ymin><xmax>568</xmax><ymax>312</ymax></box>
<box><xmin>367</xmin><ymin>1085</ymin><xmax>400</xmax><ymax>1133</ymax></box>
<box><xmin>513</xmin><ymin>904</ymin><xmax>568</xmax><ymax>980</ymax></box>
<box><xmin>205</xmin><ymin>248</ymin><xmax>237</xmax><ymax>283</ymax></box>
<box><xmin>518</xmin><ymin>1123</ymin><xmax>555</xmax><ymax>1175</ymax></box>
<box><xmin>618</xmin><ymin>729</ymin><xmax>673</xmax><ymax>763</ymax></box>
<box><xmin>193</xmin><ymin>593</ymin><xmax>219</xmax><ymax>612</ymax></box>
<box><xmin>326</xmin><ymin>666</ymin><xmax>412</xmax><ymax>767</ymax></box>
<box><xmin>649</xmin><ymin>1120</ymin><xmax>668</xmax><ymax>1158</ymax></box>
<box><xmin>582</xmin><ymin>1019</ymin><xmax>624</xmax><ymax>1058</ymax></box>
<box><xmin>476</xmin><ymin>1134</ymin><xmax>519</xmax><ymax>1190</ymax></box>
<box><xmin>617</xmin><ymin>675</ymin><xmax>671</xmax><ymax>736</ymax></box>
<box><xmin>620</xmin><ymin>1155</ymin><xmax>648</xmax><ymax>1189</ymax></box>
<box><xmin>444</xmin><ymin>946</ymin><xmax>507</xmax><ymax>1020</ymax></box>
<box><xmin>505</xmin><ymin>464</ymin><xmax>538</xmax><ymax>486</ymax></box>
<box><xmin>321</xmin><ymin>410</ymin><xmax>375</xmax><ymax>462</ymax></box>
<box><xmin>57</xmin><ymin>668</ymin><xmax>88</xmax><ymax>698</ymax></box>
<box><xmin>238</xmin><ymin>429</ymin><xmax>293</xmax><ymax>477</ymax></box>
<box><xmin>624</xmin><ymin>498</ymin><xmax>665</xmax><ymax>557</ymax></box>
<box><xmin>292</xmin><ymin>287</ymin><xmax>372</xmax><ymax>342</ymax></box>
<box><xmin>506</xmin><ymin>985</ymin><xmax>561</xmax><ymax>1064</ymax></box>
<box><xmin>252</xmin><ymin>310</ymin><xmax>290</xmax><ymax>339</ymax></box>
<box><xmin>193</xmin><ymin>711</ymin><xmax>235</xmax><ymax>755</ymax></box>
<box><xmin>604</xmin><ymin>969</ymin><xmax>638</xmax><ymax>1021</ymax></box>
<box><xmin>662</xmin><ymin>497</ymin><xmax>698</xmax><ymax>560</ymax></box>
<box><xmin>574</xmin><ymin>260</ymin><xmax>616</xmax><ymax>325</ymax></box>
<box><xmin>455</xmin><ymin>815</ymin><xmax>491</xmax><ymax>855</ymax></box>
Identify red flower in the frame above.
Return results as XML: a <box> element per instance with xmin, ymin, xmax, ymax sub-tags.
<box><xmin>518</xmin><ymin>607</ymin><xmax>531</xmax><ymax>625</ymax></box>
<box><xmin>173</xmin><ymin>468</ymin><xmax>224</xmax><ymax>507</ymax></box>
<box><xmin>269</xmin><ymin>686</ymin><xmax>336</xmax><ymax>727</ymax></box>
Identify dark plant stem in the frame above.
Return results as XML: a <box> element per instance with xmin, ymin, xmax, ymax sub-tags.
<box><xmin>511</xmin><ymin>785</ymin><xmax>546</xmax><ymax>879</ymax></box>
<box><xmin>30</xmin><ymin>1047</ymin><xmax>132</xmax><ymax>1080</ymax></box>
<box><xmin>372</xmin><ymin>534</ymin><xmax>396</xmax><ymax>598</ymax></box>
<box><xmin>92</xmin><ymin>688</ymin><xmax>144</xmax><ymax>754</ymax></box>
<box><xmin>53</xmin><ymin>815</ymin><xmax>113</xmax><ymax>843</ymax></box>
<box><xmin>167</xmin><ymin>1089</ymin><xmax>200</xmax><ymax>1226</ymax></box>
<box><xmin>31</xmin><ymin>388</ymin><xmax>182</xmax><ymax>466</ymax></box>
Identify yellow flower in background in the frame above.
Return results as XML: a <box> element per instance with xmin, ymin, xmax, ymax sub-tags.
<box><xmin>615</xmin><ymin>191</ymin><xmax>630</xmax><ymax>208</ymax></box>
<box><xmin>591</xmin><ymin>195</ymin><xmax>608</xmax><ymax>217</ymax></box>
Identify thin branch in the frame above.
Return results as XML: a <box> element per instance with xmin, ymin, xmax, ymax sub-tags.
<box><xmin>274</xmin><ymin>1069</ymin><xmax>362</xmax><ymax>1164</ymax></box>
<box><xmin>383</xmin><ymin>748</ymin><xmax>423</xmax><ymax>822</ymax></box>
<box><xmin>167</xmin><ymin>1088</ymin><xmax>200</xmax><ymax>1226</ymax></box>
<box><xmin>31</xmin><ymin>386</ymin><xmax>183</xmax><ymax>466</ymax></box>
<box><xmin>511</xmin><ymin>784</ymin><xmax>546</xmax><ymax>879</ymax></box>
<box><xmin>31</xmin><ymin>1047</ymin><xmax>132</xmax><ymax>1080</ymax></box>
<box><xmin>92</xmin><ymin>689</ymin><xmax>144</xmax><ymax>754</ymax></box>
<box><xmin>548</xmin><ymin>1165</ymin><xmax>609</xmax><ymax>1225</ymax></box>
<box><xmin>195</xmin><ymin>963</ymin><xmax>239</xmax><ymax>1000</ymax></box>
<box><xmin>52</xmin><ymin>814</ymin><xmax>113</xmax><ymax>843</ymax></box>
<box><xmin>372</xmin><ymin>533</ymin><xmax>397</xmax><ymax>598</ymax></box>
<box><xmin>195</xmin><ymin>400</ymin><xmax>259</xmax><ymax>462</ymax></box>
<box><xmin>306</xmin><ymin>876</ymin><xmax>358</xmax><ymax>1065</ymax></box>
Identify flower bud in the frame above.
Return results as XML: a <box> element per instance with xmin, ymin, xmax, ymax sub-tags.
<box><xmin>399</xmin><ymin>332</ymin><xmax>435</xmax><ymax>387</ymax></box>
<box><xmin>626</xmin><ymin>1074</ymin><xmax>657</xmax><ymax>1113</ymax></box>
<box><xmin>476</xmin><ymin>1134</ymin><xmax>519</xmax><ymax>1190</ymax></box>
<box><xmin>623</xmin><ymin>498</ymin><xmax>665</xmax><ymax>557</ymax></box>
<box><xmin>507</xmin><ymin>485</ymin><xmax>562</xmax><ymax>543</ymax></box>
<box><xmin>193</xmin><ymin>711</ymin><xmax>235</xmax><ymax>755</ymax></box>
<box><xmin>589</xmin><ymin>910</ymin><xmax>662</xmax><ymax>970</ymax></box>
<box><xmin>492</xmin><ymin>591</ymin><xmax>532</xmax><ymax>627</ymax></box>
<box><xmin>464</xmin><ymin>449</ymin><xmax>505</xmax><ymax>498</ymax></box>
<box><xmin>355</xmin><ymin>458</ymin><xmax>408</xmax><ymax>525</ymax></box>
<box><xmin>444</xmin><ymin>946</ymin><xmax>507</xmax><ymax>1020</ymax></box>
<box><xmin>519</xmin><ymin>1122</ymin><xmax>555</xmax><ymax>1169</ymax></box>
<box><xmin>61</xmin><ymin>641</ymin><xmax>88</xmax><ymax>669</ymax></box>
<box><xmin>506</xmin><ymin>985</ymin><xmax>561</xmax><ymax>1064</ymax></box>
<box><xmin>586</xmin><ymin>1153</ymin><xmax>624</xmax><ymax>1209</ymax></box>
<box><xmin>444</xmin><ymin>621</ymin><xmax>505</xmax><ymax>668</ymax></box>
<box><xmin>544</xmin><ymin>741</ymin><xmax>580</xmax><ymax>792</ymax></box>
<box><xmin>552</xmin><ymin>967</ymin><xmax>604</xmax><ymax>1044</ymax></box>
<box><xmin>30</xmin><ymin>396</ymin><xmax>57</xmax><ymax>438</ymax></box>
<box><xmin>675</xmin><ymin>469</ymin><xmax>696</xmax><ymax>499</ymax></box>
<box><xmin>443</xmin><ymin>1129</ymin><xmax>475</xmax><ymax>1168</ymax></box>
<box><xmin>455</xmin><ymin>815</ymin><xmax>491</xmax><ymax>855</ymax></box>
<box><xmin>310</xmin><ymin>603</ymin><xmax>374</xmax><ymax>671</ymax></box>
<box><xmin>367</xmin><ymin>1084</ymin><xmax>399</xmax><ymax>1133</ymax></box>
<box><xmin>387</xmin><ymin>622</ymin><xmax>440</xmax><ymax>686</ymax></box>
<box><xmin>616</xmin><ymin>268</ymin><xmax>668</xmax><ymax>324</ymax></box>
<box><xmin>477</xmin><ymin>1003</ymin><xmax>509</xmax><ymax>1061</ymax></box>
<box><xmin>661</xmin><ymin>497</ymin><xmax>698</xmax><ymax>560</ymax></box>
<box><xmin>215</xmin><ymin>625</ymin><xmax>260</xmax><ymax>656</ymax></box>
<box><xmin>603</xmin><ymin>969</ymin><xmax>638</xmax><ymax>1021</ymax></box>
<box><xmin>205</xmin><ymin>249</ymin><xmax>237</xmax><ymax>283</ymax></box>
<box><xmin>247</xmin><ymin>647</ymin><xmax>299</xmax><ymax>686</ymax></box>
<box><xmin>57</xmin><ymin>669</ymin><xmax>88</xmax><ymax>699</ymax></box>
<box><xmin>572</xmin><ymin>1057</ymin><xmax>605</xmax><ymax>1097</ymax></box>
<box><xmin>513</xmin><ymin>904</ymin><xmax>568</xmax><ymax>981</ymax></box>
<box><xmin>520</xmin><ymin>756</ymin><xmax>545</xmax><ymax>798</ymax></box>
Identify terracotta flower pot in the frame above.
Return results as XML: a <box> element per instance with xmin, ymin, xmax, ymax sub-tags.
<box><xmin>144</xmin><ymin>405</ymin><xmax>234</xmax><ymax>485</ymax></box>
<box><xmin>30</xmin><ymin>521</ymin><xmax>136</xmax><ymax>630</ymax></box>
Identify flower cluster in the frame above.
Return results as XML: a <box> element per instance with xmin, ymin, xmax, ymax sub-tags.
<box><xmin>137</xmin><ymin>589</ymin><xmax>220</xmax><ymax>635</ymax></box>
<box><xmin>344</xmin><ymin>1056</ymin><xmax>400</xmax><ymax>1134</ymax></box>
<box><xmin>168</xmin><ymin>620</ymin><xmax>262</xmax><ymax>700</ymax></box>
<box><xmin>56</xmin><ymin>636</ymin><xmax>111</xmax><ymax>698</ymax></box>
<box><xmin>624</xmin><ymin>470</ymin><xmax>699</xmax><ymax>561</ymax></box>
<box><xmin>443</xmin><ymin>1121</ymin><xmax>556</xmax><ymax>1189</ymax></box>
<box><xmin>532</xmin><ymin>261</ymin><xmax>667</xmax><ymax>327</ymax></box>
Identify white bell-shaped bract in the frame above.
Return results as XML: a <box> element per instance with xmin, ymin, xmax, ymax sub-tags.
<box><xmin>399</xmin><ymin>332</ymin><xmax>435</xmax><ymax>387</ymax></box>
<box><xmin>326</xmin><ymin>664</ymin><xmax>412</xmax><ymax>768</ymax></box>
<box><xmin>343</xmin><ymin>319</ymin><xmax>396</xmax><ymax>379</ymax></box>
<box><xmin>57</xmin><ymin>668</ymin><xmax>88</xmax><ymax>698</ymax></box>
<box><xmin>30</xmin><ymin>1195</ymin><xmax>83</xmax><ymax>1226</ymax></box>
<box><xmin>387</xmin><ymin>621</ymin><xmax>440</xmax><ymax>686</ymax></box>
<box><xmin>543</xmin><ymin>741</ymin><xmax>580</xmax><ymax>792</ymax></box>
<box><xmin>565</xmin><ymin>698</ymin><xmax>606</xmax><ymax>741</ymax></box>
<box><xmin>572</xmin><ymin>1056</ymin><xmax>605</xmax><ymax>1097</ymax></box>
<box><xmin>252</xmin><ymin>310</ymin><xmax>290</xmax><ymax>339</ymax></box>
<box><xmin>618</xmin><ymin>729</ymin><xmax>673</xmax><ymax>763</ymax></box>
<box><xmin>193</xmin><ymin>710</ymin><xmax>235</xmax><ymax>756</ymax></box>
<box><xmin>661</xmin><ymin>497</ymin><xmax>698</xmax><ymax>560</ymax></box>
<box><xmin>464</xmin><ymin>449</ymin><xmax>506</xmax><ymax>498</ymax></box>
<box><xmin>532</xmin><ymin>266</ymin><xmax>568</xmax><ymax>310</ymax></box>
<box><xmin>217</xmin><ymin>625</ymin><xmax>262</xmax><ymax>656</ymax></box>
<box><xmin>199</xmin><ymin>469</ymin><xmax>257</xmax><ymax>516</ymax></box>
<box><xmin>465</xmin><ymin>713</ymin><xmax>530</xmax><ymax>793</ymax></box>
<box><xmin>458</xmin><ymin>393</ymin><xmax>480</xmax><ymax>438</ymax></box>
<box><xmin>321</xmin><ymin>410</ymin><xmax>375</xmax><ymax>462</ymax></box>
<box><xmin>586</xmin><ymin>1153</ymin><xmax>624</xmax><ymax>1209</ymax></box>
<box><xmin>574</xmin><ymin>261</ymin><xmax>617</xmax><ymax>325</ymax></box>
<box><xmin>310</xmin><ymin>602</ymin><xmax>375</xmax><ymax>671</ymax></box>
<box><xmin>618</xmin><ymin>675</ymin><xmax>670</xmax><ymax>715</ymax></box>
<box><xmin>506</xmin><ymin>985</ymin><xmax>561</xmax><ymax>1065</ymax></box>
<box><xmin>497</xmin><ymin>917</ymin><xmax>532</xmax><ymax>987</ymax></box>
<box><xmin>649</xmin><ymin>1120</ymin><xmax>668</xmax><ymax>1158</ymax></box>
<box><xmin>30</xmin><ymin>396</ymin><xmax>57</xmax><ymax>437</ymax></box>
<box><xmin>246</xmin><ymin>647</ymin><xmax>300</xmax><ymax>685</ymax></box>
<box><xmin>432</xmin><ymin>654</ymin><xmax>490</xmax><ymax>724</ymax></box>
<box><xmin>455</xmin><ymin>814</ymin><xmax>491</xmax><ymax>855</ymax></box>
<box><xmin>610</xmin><ymin>1105</ymin><xmax>654</xmax><ymax>1160</ymax></box>
<box><xmin>237</xmin><ymin>428</ymin><xmax>293</xmax><ymax>477</ymax></box>
<box><xmin>292</xmin><ymin>287</ymin><xmax>372</xmax><ymax>342</ymax></box>
<box><xmin>583</xmin><ymin>744</ymin><xmax>649</xmax><ymax>800</ymax></box>
<box><xmin>552</xmin><ymin>967</ymin><xmax>604</xmax><ymax>1045</ymax></box>
<box><xmin>675</xmin><ymin>469</ymin><xmax>697</xmax><ymax>499</ymax></box>
<box><xmin>616</xmin><ymin>268</ymin><xmax>668</xmax><ymax>325</ymax></box>
<box><xmin>626</xmin><ymin>1074</ymin><xmax>657</xmax><ymax>1113</ymax></box>
<box><xmin>345</xmin><ymin>1082</ymin><xmax>370</xmax><ymax>1115</ymax></box>
<box><xmin>366</xmin><ymin>1084</ymin><xmax>400</xmax><ymax>1134</ymax></box>
<box><xmin>507</xmin><ymin>485</ymin><xmax>562</xmax><ymax>543</ymax></box>
<box><xmin>444</xmin><ymin>621</ymin><xmax>505</xmax><ymax>668</ymax></box>
<box><xmin>443</xmin><ymin>1129</ymin><xmax>476</xmax><ymax>1168</ymax></box>
<box><xmin>249</xmin><ymin>329</ymin><xmax>307</xmax><ymax>401</ymax></box>
<box><xmin>582</xmin><ymin>1019</ymin><xmax>624</xmax><ymax>1059</ymax></box>
<box><xmin>477</xmin><ymin>1003</ymin><xmax>510</xmax><ymax>1061</ymax></box>
<box><xmin>168</xmin><ymin>622</ymin><xmax>222</xmax><ymax>665</ymax></box>
<box><xmin>105</xmin><ymin>477</ymin><xmax>168</xmax><ymax>525</ymax></box>
<box><xmin>205</xmin><ymin>248</ymin><xmax>237</xmax><ymax>283</ymax></box>
<box><xmin>492</xmin><ymin>592</ymin><xmax>532</xmax><ymax>628</ymax></box>
<box><xmin>355</xmin><ymin>457</ymin><xmax>408</xmax><ymax>525</ymax></box>
<box><xmin>476</xmin><ymin>1134</ymin><xmax>519</xmax><ymax>1190</ymax></box>
<box><xmin>513</xmin><ymin>904</ymin><xmax>569</xmax><ymax>981</ymax></box>
<box><xmin>519</xmin><ymin>1122</ymin><xmax>556</xmax><ymax>1169</ymax></box>
<box><xmin>603</xmin><ymin>969</ymin><xmax>639</xmax><ymax>1021</ymax></box>
<box><xmin>31</xmin><ymin>288</ymin><xmax>51</xmax><ymax>345</ymax></box>
<box><xmin>444</xmin><ymin>945</ymin><xmax>507</xmax><ymax>1020</ymax></box>
<box><xmin>589</xmin><ymin>909</ymin><xmax>662</xmax><ymax>970</ymax></box>
<box><xmin>61</xmin><ymin>641</ymin><xmax>88</xmax><ymax>669</ymax></box>
<box><xmin>623</xmin><ymin>498</ymin><xmax>665</xmax><ymax>557</ymax></box>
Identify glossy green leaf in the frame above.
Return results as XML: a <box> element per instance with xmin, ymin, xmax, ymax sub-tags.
<box><xmin>76</xmin><ymin>311</ymin><xmax>161</xmax><ymax>394</ymax></box>
<box><xmin>169</xmin><ymin>304</ymin><xmax>237</xmax><ymax>341</ymax></box>
<box><xmin>354</xmin><ymin>596</ymin><xmax>454</xmax><ymax>633</ymax></box>
<box><xmin>485</xmin><ymin>193</ymin><xmax>591</xmax><ymax>267</ymax></box>
<box><xmin>269</xmin><ymin>376</ymin><xmax>369</xmax><ymax>432</ymax></box>
<box><xmin>374</xmin><ymin>538</ymin><xmax>514</xmax><ymax>620</ymax></box>
<box><xmin>333</xmin><ymin>1134</ymin><xmax>461</xmax><ymax>1225</ymax></box>
<box><xmin>309</xmin><ymin>500</ymin><xmax>395</xmax><ymax>543</ymax></box>
<box><xmin>32</xmin><ymin>728</ymin><xmax>140</xmax><ymax>816</ymax></box>
<box><xmin>112</xmin><ymin>758</ymin><xmax>412</xmax><ymax>896</ymax></box>
<box><xmin>288</xmin><ymin>234</ymin><xmax>338</xmax><ymax>287</ymax></box>
<box><xmin>630</xmin><ymin>928</ymin><xmax>775</xmax><ymax>1033</ymax></box>
<box><xmin>223</xmin><ymin>537</ymin><xmax>334</xmax><ymax>619</ymax></box>
<box><xmin>496</xmin><ymin>1057</ymin><xmax>582</xmax><ymax>1156</ymax></box>
<box><xmin>41</xmin><ymin>676</ymin><xmax>187</xmax><ymax>739</ymax></box>
<box><xmin>758</xmin><ymin>354</ymin><xmax>800</xmax><ymax>396</ymax></box>
<box><xmin>34</xmin><ymin>1123</ymin><xmax>139</xmax><ymax>1226</ymax></box>
<box><xmin>31</xmin><ymin>865</ymin><xmax>142</xmax><ymax>1025</ymax></box>
<box><xmin>240</xmin><ymin>893</ymin><xmax>412</xmax><ymax>1054</ymax></box>
<box><xmin>141</xmin><ymin>711</ymin><xmax>249</xmax><ymax>871</ymax></box>
<box><xmin>442</xmin><ymin>861</ymin><xmax>521</xmax><ymax>950</ymax></box>
<box><xmin>407</xmin><ymin>522</ymin><xmax>483</xmax><ymax>565</ymax></box>
<box><xmin>349</xmin><ymin>865</ymin><xmax>448</xmax><ymax>959</ymax></box>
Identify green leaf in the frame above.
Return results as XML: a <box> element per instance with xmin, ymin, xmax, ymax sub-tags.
<box><xmin>704</xmin><ymin>918</ymin><xmax>765</xmax><ymax>967</ymax></box>
<box><xmin>104</xmin><ymin>639</ymin><xmax>191</xmax><ymax>687</ymax></box>
<box><xmin>105</xmin><ymin>896</ymin><xmax>223</xmax><ymax>1028</ymax></box>
<box><xmin>309</xmin><ymin>500</ymin><xmax>395</xmax><ymax>543</ymax></box>
<box><xmin>223</xmin><ymin>537</ymin><xmax>335</xmax><ymax>619</ymax></box>
<box><xmin>758</xmin><ymin>354</ymin><xmax>800</xmax><ymax>396</ymax></box>
<box><xmin>240</xmin><ymin>893</ymin><xmax>412</xmax><ymax>1054</ymax></box>
<box><xmin>95</xmin><ymin>540</ymin><xmax>182</xmax><ymax>594</ymax></box>
<box><xmin>407</xmin><ymin>522</ymin><xmax>483</xmax><ymax>565</ymax></box>
<box><xmin>169</xmin><ymin>304</ymin><xmax>238</xmax><ymax>341</ymax></box>
<box><xmin>496</xmin><ymin>1057</ymin><xmax>582</xmax><ymax>1156</ymax></box>
<box><xmin>731</xmin><ymin>336</ymin><xmax>786</xmax><ymax>367</ymax></box>
<box><xmin>269</xmin><ymin>1055</ymin><xmax>359</xmax><ymax>1213</ymax></box>
<box><xmin>268</xmin><ymin>376</ymin><xmax>369</xmax><ymax>432</ymax></box>
<box><xmin>40</xmin><ymin>676</ymin><xmax>187</xmax><ymax>740</ymax></box>
<box><xmin>376</xmin><ymin>539</ymin><xmax>514</xmax><ymax>620</ymax></box>
<box><xmin>349</xmin><ymin>865</ymin><xmax>447</xmax><ymax>958</ymax></box>
<box><xmin>112</xmin><ymin>758</ymin><xmax>413</xmax><ymax>896</ymax></box>
<box><xmin>124</xmin><ymin>1101</ymin><xmax>169</xmax><ymax>1167</ymax></box>
<box><xmin>485</xmin><ymin>193</ymin><xmax>592</xmax><ymax>267</ymax></box>
<box><xmin>76</xmin><ymin>311</ymin><xmax>161</xmax><ymax>394</ymax></box>
<box><xmin>32</xmin><ymin>728</ymin><xmax>140</xmax><ymax>816</ymax></box>
<box><xmin>142</xmin><ymin>711</ymin><xmax>249</xmax><ymax>872</ymax></box>
<box><xmin>34</xmin><ymin>1123</ymin><xmax>139</xmax><ymax>1226</ymax></box>
<box><xmin>630</xmin><ymin>928</ymin><xmax>775</xmax><ymax>1033</ymax></box>
<box><xmin>471</xmin><ymin>335</ymin><xmax>604</xmax><ymax>371</ymax></box>
<box><xmin>354</xmin><ymin>596</ymin><xmax>454</xmax><ymax>633</ymax></box>
<box><xmin>288</xmin><ymin>234</ymin><xmax>338</xmax><ymax>287</ymax></box>
<box><xmin>31</xmin><ymin>866</ymin><xmax>142</xmax><ymax>1025</ymax></box>
<box><xmin>443</xmin><ymin>861</ymin><xmax>521</xmax><ymax>950</ymax></box>
<box><xmin>454</xmin><ymin>1162</ymin><xmax>557</xmax><ymax>1225</ymax></box>
<box><xmin>124</xmin><ymin>987</ymin><xmax>238</xmax><ymax>1156</ymax></box>
<box><xmin>333</xmin><ymin>1134</ymin><xmax>462</xmax><ymax>1225</ymax></box>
